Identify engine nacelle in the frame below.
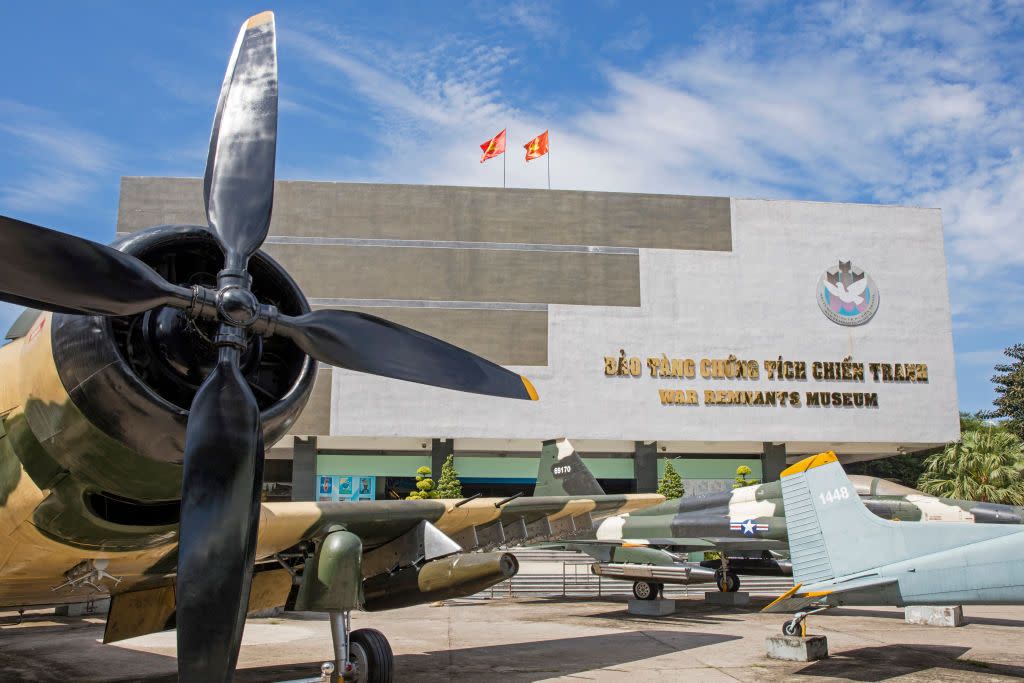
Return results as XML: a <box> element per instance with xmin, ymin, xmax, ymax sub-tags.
<box><xmin>7</xmin><ymin>225</ymin><xmax>315</xmax><ymax>546</ymax></box>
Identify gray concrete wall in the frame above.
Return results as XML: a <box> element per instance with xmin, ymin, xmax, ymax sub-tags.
<box><xmin>330</xmin><ymin>199</ymin><xmax>959</xmax><ymax>451</ymax></box>
<box><xmin>315</xmin><ymin>306</ymin><xmax>548</xmax><ymax>366</ymax></box>
<box><xmin>261</xmin><ymin>243</ymin><xmax>640</xmax><ymax>306</ymax></box>
<box><xmin>290</xmin><ymin>368</ymin><xmax>332</xmax><ymax>436</ymax></box>
<box><xmin>118</xmin><ymin>177</ymin><xmax>731</xmax><ymax>250</ymax></box>
<box><xmin>117</xmin><ymin>177</ymin><xmax>732</xmax><ymax>440</ymax></box>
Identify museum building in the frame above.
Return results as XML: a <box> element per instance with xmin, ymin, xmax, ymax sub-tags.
<box><xmin>116</xmin><ymin>178</ymin><xmax>959</xmax><ymax>501</ymax></box>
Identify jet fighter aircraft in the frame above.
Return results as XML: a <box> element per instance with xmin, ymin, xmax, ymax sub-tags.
<box><xmin>763</xmin><ymin>452</ymin><xmax>1024</xmax><ymax>636</ymax></box>
<box><xmin>565</xmin><ymin>469</ymin><xmax>1023</xmax><ymax>599</ymax></box>
<box><xmin>0</xmin><ymin>13</ymin><xmax>662</xmax><ymax>682</ymax></box>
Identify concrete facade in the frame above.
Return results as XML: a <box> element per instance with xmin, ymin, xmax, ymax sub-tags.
<box><xmin>117</xmin><ymin>178</ymin><xmax>958</xmax><ymax>497</ymax></box>
<box><xmin>326</xmin><ymin>198</ymin><xmax>957</xmax><ymax>450</ymax></box>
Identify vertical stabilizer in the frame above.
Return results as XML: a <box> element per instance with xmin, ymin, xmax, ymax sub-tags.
<box><xmin>781</xmin><ymin>452</ymin><xmax>1016</xmax><ymax>587</ymax></box>
<box><xmin>534</xmin><ymin>438</ymin><xmax>604</xmax><ymax>497</ymax></box>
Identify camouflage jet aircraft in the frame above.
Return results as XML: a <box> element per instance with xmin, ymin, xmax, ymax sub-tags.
<box><xmin>0</xmin><ymin>13</ymin><xmax>662</xmax><ymax>682</ymax></box>
<box><xmin>763</xmin><ymin>452</ymin><xmax>1024</xmax><ymax>636</ymax></box>
<box><xmin>574</xmin><ymin>469</ymin><xmax>1023</xmax><ymax>599</ymax></box>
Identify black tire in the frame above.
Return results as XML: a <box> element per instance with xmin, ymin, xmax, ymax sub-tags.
<box><xmin>633</xmin><ymin>580</ymin><xmax>657</xmax><ymax>600</ymax></box>
<box><xmin>782</xmin><ymin>619</ymin><xmax>802</xmax><ymax>637</ymax></box>
<box><xmin>716</xmin><ymin>570</ymin><xmax>740</xmax><ymax>593</ymax></box>
<box><xmin>350</xmin><ymin>628</ymin><xmax>394</xmax><ymax>683</ymax></box>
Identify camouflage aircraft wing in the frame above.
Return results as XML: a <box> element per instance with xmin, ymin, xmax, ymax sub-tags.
<box><xmin>253</xmin><ymin>437</ymin><xmax>662</xmax><ymax>559</ymax></box>
<box><xmin>255</xmin><ymin>491</ymin><xmax>662</xmax><ymax>560</ymax></box>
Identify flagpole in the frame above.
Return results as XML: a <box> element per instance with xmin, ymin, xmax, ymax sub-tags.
<box><xmin>506</xmin><ymin>125</ymin><xmax>511</xmax><ymax>189</ymax></box>
<box><xmin>547</xmin><ymin>140</ymin><xmax>551</xmax><ymax>190</ymax></box>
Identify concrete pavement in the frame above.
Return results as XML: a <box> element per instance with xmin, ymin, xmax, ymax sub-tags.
<box><xmin>2</xmin><ymin>594</ymin><xmax>1023</xmax><ymax>681</ymax></box>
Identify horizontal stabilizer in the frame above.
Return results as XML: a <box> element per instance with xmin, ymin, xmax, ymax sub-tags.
<box><xmin>762</xmin><ymin>575</ymin><xmax>900</xmax><ymax>613</ymax></box>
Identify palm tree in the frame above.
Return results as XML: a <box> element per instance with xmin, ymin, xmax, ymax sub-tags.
<box><xmin>918</xmin><ymin>428</ymin><xmax>1024</xmax><ymax>504</ymax></box>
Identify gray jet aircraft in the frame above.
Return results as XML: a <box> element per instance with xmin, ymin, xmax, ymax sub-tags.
<box><xmin>763</xmin><ymin>452</ymin><xmax>1024</xmax><ymax>636</ymax></box>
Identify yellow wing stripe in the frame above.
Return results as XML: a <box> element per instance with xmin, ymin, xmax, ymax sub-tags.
<box><xmin>780</xmin><ymin>451</ymin><xmax>838</xmax><ymax>478</ymax></box>
<box><xmin>761</xmin><ymin>582</ymin><xmax>802</xmax><ymax>612</ymax></box>
<box><xmin>521</xmin><ymin>375</ymin><xmax>539</xmax><ymax>401</ymax></box>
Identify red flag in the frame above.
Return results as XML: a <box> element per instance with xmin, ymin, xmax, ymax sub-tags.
<box><xmin>480</xmin><ymin>129</ymin><xmax>506</xmax><ymax>163</ymax></box>
<box><xmin>524</xmin><ymin>130</ymin><xmax>549</xmax><ymax>161</ymax></box>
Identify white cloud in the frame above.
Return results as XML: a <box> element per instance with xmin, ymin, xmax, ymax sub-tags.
<box><xmin>0</xmin><ymin>99</ymin><xmax>117</xmax><ymax>213</ymax></box>
<box><xmin>497</xmin><ymin>1</ymin><xmax>559</xmax><ymax>41</ymax></box>
<box><xmin>281</xmin><ymin>2</ymin><xmax>1024</xmax><ymax>347</ymax></box>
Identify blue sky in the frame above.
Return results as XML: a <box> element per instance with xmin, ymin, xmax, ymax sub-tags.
<box><xmin>1</xmin><ymin>1</ymin><xmax>1022</xmax><ymax>412</ymax></box>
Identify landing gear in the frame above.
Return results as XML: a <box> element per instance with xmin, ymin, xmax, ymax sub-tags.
<box><xmin>781</xmin><ymin>606</ymin><xmax>831</xmax><ymax>638</ymax></box>
<box><xmin>632</xmin><ymin>580</ymin><xmax>663</xmax><ymax>600</ymax></box>
<box><xmin>327</xmin><ymin>611</ymin><xmax>394</xmax><ymax>682</ymax></box>
<box><xmin>782</xmin><ymin>617</ymin><xmax>804</xmax><ymax>637</ymax></box>
<box><xmin>714</xmin><ymin>554</ymin><xmax>740</xmax><ymax>593</ymax></box>
<box><xmin>350</xmin><ymin>629</ymin><xmax>393</xmax><ymax>682</ymax></box>
<box><xmin>715</xmin><ymin>570</ymin><xmax>740</xmax><ymax>593</ymax></box>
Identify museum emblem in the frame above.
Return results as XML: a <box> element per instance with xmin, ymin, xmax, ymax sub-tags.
<box><xmin>817</xmin><ymin>260</ymin><xmax>879</xmax><ymax>326</ymax></box>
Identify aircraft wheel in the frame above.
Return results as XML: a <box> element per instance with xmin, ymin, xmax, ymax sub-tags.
<box><xmin>716</xmin><ymin>571</ymin><xmax>740</xmax><ymax>593</ymax></box>
<box><xmin>632</xmin><ymin>580</ymin><xmax>658</xmax><ymax>600</ymax></box>
<box><xmin>782</xmin><ymin>619</ymin><xmax>802</xmax><ymax>637</ymax></box>
<box><xmin>350</xmin><ymin>628</ymin><xmax>394</xmax><ymax>682</ymax></box>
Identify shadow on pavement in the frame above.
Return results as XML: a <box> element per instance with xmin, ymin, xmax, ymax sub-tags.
<box><xmin>795</xmin><ymin>644</ymin><xmax>1024</xmax><ymax>681</ymax></box>
<box><xmin>3</xmin><ymin>619</ymin><xmax>739</xmax><ymax>682</ymax></box>
<box><xmin>230</xmin><ymin>629</ymin><xmax>742</xmax><ymax>682</ymax></box>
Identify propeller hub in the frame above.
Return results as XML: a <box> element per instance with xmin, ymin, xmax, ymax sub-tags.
<box><xmin>217</xmin><ymin>285</ymin><xmax>259</xmax><ymax>326</ymax></box>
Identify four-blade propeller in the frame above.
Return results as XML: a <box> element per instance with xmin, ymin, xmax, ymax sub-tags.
<box><xmin>0</xmin><ymin>11</ymin><xmax>536</xmax><ymax>681</ymax></box>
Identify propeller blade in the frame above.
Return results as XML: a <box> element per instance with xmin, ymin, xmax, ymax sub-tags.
<box><xmin>176</xmin><ymin>348</ymin><xmax>264</xmax><ymax>682</ymax></box>
<box><xmin>0</xmin><ymin>215</ymin><xmax>191</xmax><ymax>316</ymax></box>
<box><xmin>275</xmin><ymin>309</ymin><xmax>539</xmax><ymax>401</ymax></box>
<box><xmin>204</xmin><ymin>11</ymin><xmax>278</xmax><ymax>268</ymax></box>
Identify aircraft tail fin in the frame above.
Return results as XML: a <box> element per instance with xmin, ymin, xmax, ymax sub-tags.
<box><xmin>534</xmin><ymin>438</ymin><xmax>604</xmax><ymax>497</ymax></box>
<box><xmin>780</xmin><ymin>451</ymin><xmax>1012</xmax><ymax>588</ymax></box>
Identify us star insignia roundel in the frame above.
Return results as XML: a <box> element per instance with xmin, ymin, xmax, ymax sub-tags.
<box><xmin>730</xmin><ymin>519</ymin><xmax>769</xmax><ymax>536</ymax></box>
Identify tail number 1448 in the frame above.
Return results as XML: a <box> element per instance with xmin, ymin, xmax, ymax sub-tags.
<box><xmin>820</xmin><ymin>487</ymin><xmax>850</xmax><ymax>505</ymax></box>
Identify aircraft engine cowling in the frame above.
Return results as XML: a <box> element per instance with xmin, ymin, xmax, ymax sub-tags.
<box><xmin>362</xmin><ymin>552</ymin><xmax>519</xmax><ymax>611</ymax></box>
<box><xmin>23</xmin><ymin>225</ymin><xmax>316</xmax><ymax>505</ymax></box>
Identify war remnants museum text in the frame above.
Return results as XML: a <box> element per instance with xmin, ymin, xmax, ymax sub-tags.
<box><xmin>604</xmin><ymin>352</ymin><xmax>929</xmax><ymax>408</ymax></box>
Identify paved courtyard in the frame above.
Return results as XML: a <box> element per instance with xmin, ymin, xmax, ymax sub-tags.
<box><xmin>2</xmin><ymin>594</ymin><xmax>1023</xmax><ymax>681</ymax></box>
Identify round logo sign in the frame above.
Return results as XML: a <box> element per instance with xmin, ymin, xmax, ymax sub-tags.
<box><xmin>817</xmin><ymin>260</ymin><xmax>879</xmax><ymax>326</ymax></box>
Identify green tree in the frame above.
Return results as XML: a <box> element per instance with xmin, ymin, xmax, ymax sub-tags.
<box><xmin>732</xmin><ymin>465</ymin><xmax>759</xmax><ymax>489</ymax></box>
<box><xmin>917</xmin><ymin>428</ymin><xmax>1024</xmax><ymax>504</ymax></box>
<box><xmin>983</xmin><ymin>344</ymin><xmax>1024</xmax><ymax>439</ymax></box>
<box><xmin>406</xmin><ymin>465</ymin><xmax>436</xmax><ymax>500</ymax></box>
<box><xmin>960</xmin><ymin>410</ymin><xmax>997</xmax><ymax>432</ymax></box>
<box><xmin>435</xmin><ymin>454</ymin><xmax>463</xmax><ymax>498</ymax></box>
<box><xmin>657</xmin><ymin>461</ymin><xmax>684</xmax><ymax>499</ymax></box>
